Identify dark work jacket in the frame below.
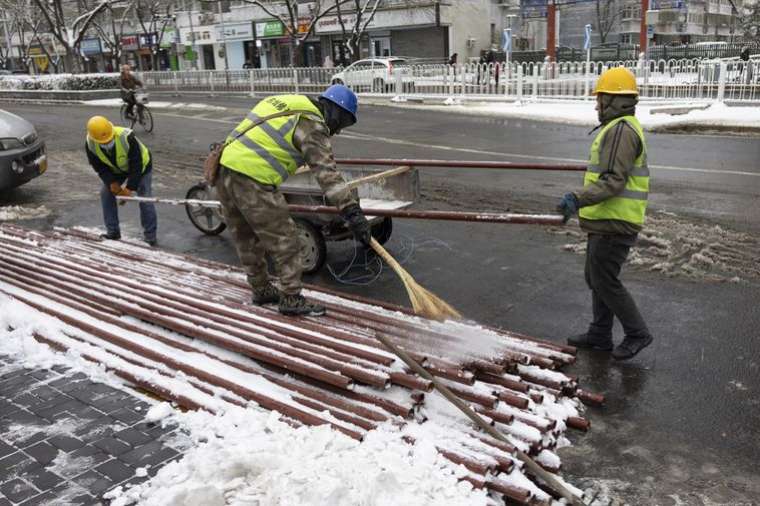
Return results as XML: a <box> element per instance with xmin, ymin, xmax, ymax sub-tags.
<box><xmin>85</xmin><ymin>132</ymin><xmax>152</xmax><ymax>191</ymax></box>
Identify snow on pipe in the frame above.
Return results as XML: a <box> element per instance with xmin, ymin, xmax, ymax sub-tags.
<box><xmin>336</xmin><ymin>158</ymin><xmax>586</xmax><ymax>172</ymax></box>
<box><xmin>0</xmin><ymin>226</ymin><xmax>598</xmax><ymax>502</ymax></box>
<box><xmin>0</xmin><ymin>231</ymin><xmax>592</xmax><ymax>428</ymax></box>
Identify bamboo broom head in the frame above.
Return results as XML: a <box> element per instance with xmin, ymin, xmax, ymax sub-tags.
<box><xmin>369</xmin><ymin>238</ymin><xmax>461</xmax><ymax>322</ymax></box>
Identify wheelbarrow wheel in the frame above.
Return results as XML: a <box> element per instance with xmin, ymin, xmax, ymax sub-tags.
<box><xmin>371</xmin><ymin>217</ymin><xmax>393</xmax><ymax>245</ymax></box>
<box><xmin>295</xmin><ymin>219</ymin><xmax>326</xmax><ymax>275</ymax></box>
<box><xmin>185</xmin><ymin>183</ymin><xmax>227</xmax><ymax>236</ymax></box>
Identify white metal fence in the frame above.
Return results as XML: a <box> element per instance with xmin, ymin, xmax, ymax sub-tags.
<box><xmin>140</xmin><ymin>58</ymin><xmax>760</xmax><ymax>103</ymax></box>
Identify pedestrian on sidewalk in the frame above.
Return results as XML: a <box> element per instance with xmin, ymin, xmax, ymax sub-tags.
<box><xmin>216</xmin><ymin>85</ymin><xmax>370</xmax><ymax>317</ymax></box>
<box><xmin>85</xmin><ymin>116</ymin><xmax>158</xmax><ymax>246</ymax></box>
<box><xmin>557</xmin><ymin>67</ymin><xmax>653</xmax><ymax>361</ymax></box>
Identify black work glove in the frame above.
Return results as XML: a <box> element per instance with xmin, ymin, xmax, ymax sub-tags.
<box><xmin>340</xmin><ymin>203</ymin><xmax>371</xmax><ymax>246</ymax></box>
<box><xmin>557</xmin><ymin>192</ymin><xmax>579</xmax><ymax>224</ymax></box>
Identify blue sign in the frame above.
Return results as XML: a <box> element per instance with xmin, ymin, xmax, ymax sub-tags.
<box><xmin>583</xmin><ymin>24</ymin><xmax>592</xmax><ymax>51</ymax></box>
<box><xmin>502</xmin><ymin>29</ymin><xmax>512</xmax><ymax>54</ymax></box>
<box><xmin>80</xmin><ymin>38</ymin><xmax>101</xmax><ymax>56</ymax></box>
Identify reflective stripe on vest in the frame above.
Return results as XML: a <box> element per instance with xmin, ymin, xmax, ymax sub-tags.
<box><xmin>86</xmin><ymin>127</ymin><xmax>150</xmax><ymax>174</ymax></box>
<box><xmin>219</xmin><ymin>95</ymin><xmax>325</xmax><ymax>187</ymax></box>
<box><xmin>578</xmin><ymin>115</ymin><xmax>650</xmax><ymax>226</ymax></box>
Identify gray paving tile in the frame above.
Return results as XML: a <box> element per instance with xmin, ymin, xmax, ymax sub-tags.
<box><xmin>0</xmin><ymin>496</ymin><xmax>11</xmax><ymax>506</ymax></box>
<box><xmin>0</xmin><ymin>478</ymin><xmax>38</xmax><ymax>503</ymax></box>
<box><xmin>109</xmin><ymin>408</ymin><xmax>142</xmax><ymax>425</ymax></box>
<box><xmin>21</xmin><ymin>463</ymin><xmax>65</xmax><ymax>491</ymax></box>
<box><xmin>47</xmin><ymin>434</ymin><xmax>85</xmax><ymax>453</ymax></box>
<box><xmin>72</xmin><ymin>469</ymin><xmax>115</xmax><ymax>496</ymax></box>
<box><xmin>118</xmin><ymin>441</ymin><xmax>179</xmax><ymax>468</ymax></box>
<box><xmin>24</xmin><ymin>441</ymin><xmax>59</xmax><ymax>466</ymax></box>
<box><xmin>0</xmin><ymin>399</ymin><xmax>20</xmax><ymax>418</ymax></box>
<box><xmin>95</xmin><ymin>458</ymin><xmax>134</xmax><ymax>483</ymax></box>
<box><xmin>29</xmin><ymin>385</ymin><xmax>60</xmax><ymax>402</ymax></box>
<box><xmin>114</xmin><ymin>428</ymin><xmax>152</xmax><ymax>447</ymax></box>
<box><xmin>0</xmin><ymin>439</ymin><xmax>16</xmax><ymax>459</ymax></box>
<box><xmin>91</xmin><ymin>438</ymin><xmax>131</xmax><ymax>456</ymax></box>
<box><xmin>27</xmin><ymin>371</ymin><xmax>51</xmax><ymax>381</ymax></box>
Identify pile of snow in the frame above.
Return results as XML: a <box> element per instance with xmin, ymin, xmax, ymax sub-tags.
<box><xmin>396</xmin><ymin>100</ymin><xmax>760</xmax><ymax>131</ymax></box>
<box><xmin>104</xmin><ymin>409</ymin><xmax>490</xmax><ymax>506</ymax></box>
<box><xmin>0</xmin><ymin>73</ymin><xmax>119</xmax><ymax>91</ymax></box>
<box><xmin>551</xmin><ymin>211</ymin><xmax>760</xmax><ymax>282</ymax></box>
<box><xmin>0</xmin><ymin>205</ymin><xmax>50</xmax><ymax>221</ymax></box>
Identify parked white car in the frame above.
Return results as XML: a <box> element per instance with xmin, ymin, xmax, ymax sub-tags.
<box><xmin>330</xmin><ymin>58</ymin><xmax>413</xmax><ymax>92</ymax></box>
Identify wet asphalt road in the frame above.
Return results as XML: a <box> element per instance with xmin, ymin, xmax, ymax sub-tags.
<box><xmin>1</xmin><ymin>98</ymin><xmax>759</xmax><ymax>505</ymax></box>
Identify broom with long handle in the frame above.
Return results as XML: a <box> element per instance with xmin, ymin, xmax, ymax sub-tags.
<box><xmin>342</xmin><ymin>168</ymin><xmax>461</xmax><ymax>321</ymax></box>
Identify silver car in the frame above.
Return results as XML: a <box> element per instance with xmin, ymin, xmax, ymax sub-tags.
<box><xmin>0</xmin><ymin>109</ymin><xmax>46</xmax><ymax>190</ymax></box>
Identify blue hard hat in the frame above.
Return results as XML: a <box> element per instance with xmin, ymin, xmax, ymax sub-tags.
<box><xmin>320</xmin><ymin>84</ymin><xmax>358</xmax><ymax>122</ymax></box>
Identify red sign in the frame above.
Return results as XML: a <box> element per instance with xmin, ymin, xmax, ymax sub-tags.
<box><xmin>121</xmin><ymin>35</ymin><xmax>139</xmax><ymax>51</ymax></box>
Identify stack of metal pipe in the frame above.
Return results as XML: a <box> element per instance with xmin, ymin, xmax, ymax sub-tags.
<box><xmin>0</xmin><ymin>224</ymin><xmax>603</xmax><ymax>505</ymax></box>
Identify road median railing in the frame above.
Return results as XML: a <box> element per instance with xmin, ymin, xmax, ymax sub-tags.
<box><xmin>138</xmin><ymin>58</ymin><xmax>760</xmax><ymax>104</ymax></box>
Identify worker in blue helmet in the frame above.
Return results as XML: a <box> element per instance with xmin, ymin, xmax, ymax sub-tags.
<box><xmin>216</xmin><ymin>84</ymin><xmax>369</xmax><ymax>317</ymax></box>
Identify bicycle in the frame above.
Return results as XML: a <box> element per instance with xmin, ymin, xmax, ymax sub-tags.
<box><xmin>120</xmin><ymin>89</ymin><xmax>154</xmax><ymax>133</ymax></box>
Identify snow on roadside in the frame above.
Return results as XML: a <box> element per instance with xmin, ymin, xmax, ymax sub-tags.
<box><xmin>393</xmin><ymin>100</ymin><xmax>760</xmax><ymax>131</ymax></box>
<box><xmin>83</xmin><ymin>98</ymin><xmax>226</xmax><ymax>112</ymax></box>
<box><xmin>0</xmin><ymin>205</ymin><xmax>50</xmax><ymax>221</ymax></box>
<box><xmin>104</xmin><ymin>409</ymin><xmax>490</xmax><ymax>506</ymax></box>
<box><xmin>0</xmin><ymin>293</ymin><xmax>491</xmax><ymax>506</ymax></box>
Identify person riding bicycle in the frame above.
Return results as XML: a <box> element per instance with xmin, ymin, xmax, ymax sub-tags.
<box><xmin>120</xmin><ymin>64</ymin><xmax>143</xmax><ymax>120</ymax></box>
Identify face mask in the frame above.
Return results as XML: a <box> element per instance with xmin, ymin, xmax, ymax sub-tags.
<box><xmin>101</xmin><ymin>140</ymin><xmax>115</xmax><ymax>150</ymax></box>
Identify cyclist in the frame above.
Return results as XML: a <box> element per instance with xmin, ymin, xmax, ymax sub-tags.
<box><xmin>120</xmin><ymin>64</ymin><xmax>143</xmax><ymax>120</ymax></box>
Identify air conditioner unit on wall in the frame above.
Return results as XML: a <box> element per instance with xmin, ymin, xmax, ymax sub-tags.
<box><xmin>466</xmin><ymin>37</ymin><xmax>477</xmax><ymax>48</ymax></box>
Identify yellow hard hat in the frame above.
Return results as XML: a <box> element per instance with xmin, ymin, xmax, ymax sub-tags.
<box><xmin>87</xmin><ymin>116</ymin><xmax>114</xmax><ymax>144</ymax></box>
<box><xmin>593</xmin><ymin>67</ymin><xmax>638</xmax><ymax>96</ymax></box>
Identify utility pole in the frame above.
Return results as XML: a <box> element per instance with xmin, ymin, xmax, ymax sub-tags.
<box><xmin>184</xmin><ymin>0</ymin><xmax>197</xmax><ymax>69</ymax></box>
<box><xmin>217</xmin><ymin>0</ymin><xmax>229</xmax><ymax>70</ymax></box>
<box><xmin>639</xmin><ymin>0</ymin><xmax>649</xmax><ymax>54</ymax></box>
<box><xmin>547</xmin><ymin>0</ymin><xmax>556</xmax><ymax>62</ymax></box>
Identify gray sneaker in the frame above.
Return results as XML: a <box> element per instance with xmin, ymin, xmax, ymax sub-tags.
<box><xmin>279</xmin><ymin>294</ymin><xmax>326</xmax><ymax>317</ymax></box>
<box><xmin>252</xmin><ymin>284</ymin><xmax>281</xmax><ymax>305</ymax></box>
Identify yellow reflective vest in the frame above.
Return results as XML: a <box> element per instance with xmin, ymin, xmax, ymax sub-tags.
<box><xmin>579</xmin><ymin>115</ymin><xmax>650</xmax><ymax>226</ymax></box>
<box><xmin>86</xmin><ymin>126</ymin><xmax>150</xmax><ymax>174</ymax></box>
<box><xmin>220</xmin><ymin>95</ymin><xmax>325</xmax><ymax>187</ymax></box>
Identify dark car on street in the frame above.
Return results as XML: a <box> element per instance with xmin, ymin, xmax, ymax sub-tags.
<box><xmin>0</xmin><ymin>109</ymin><xmax>46</xmax><ymax>190</ymax></box>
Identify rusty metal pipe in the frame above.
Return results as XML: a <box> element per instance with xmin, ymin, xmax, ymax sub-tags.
<box><xmin>0</xmin><ymin>255</ymin><xmax>356</xmax><ymax>391</ymax></box>
<box><xmin>567</xmin><ymin>417</ymin><xmax>591</xmax><ymax>432</ymax></box>
<box><xmin>6</xmin><ymin>289</ymin><xmax>364</xmax><ymax>440</ymax></box>
<box><xmin>336</xmin><ymin>158</ymin><xmax>585</xmax><ymax>172</ymax></box>
<box><xmin>289</xmin><ymin>204</ymin><xmax>565</xmax><ymax>225</ymax></box>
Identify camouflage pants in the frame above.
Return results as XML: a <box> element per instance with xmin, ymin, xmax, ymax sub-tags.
<box><xmin>217</xmin><ymin>166</ymin><xmax>303</xmax><ymax>295</ymax></box>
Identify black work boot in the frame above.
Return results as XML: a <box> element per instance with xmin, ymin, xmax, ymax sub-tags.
<box><xmin>567</xmin><ymin>333</ymin><xmax>613</xmax><ymax>351</ymax></box>
<box><xmin>252</xmin><ymin>284</ymin><xmax>281</xmax><ymax>305</ymax></box>
<box><xmin>100</xmin><ymin>232</ymin><xmax>121</xmax><ymax>240</ymax></box>
<box><xmin>279</xmin><ymin>293</ymin><xmax>326</xmax><ymax>317</ymax></box>
<box><xmin>612</xmin><ymin>335</ymin><xmax>653</xmax><ymax>361</ymax></box>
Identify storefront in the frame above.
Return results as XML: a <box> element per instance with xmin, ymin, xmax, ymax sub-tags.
<box><xmin>256</xmin><ymin>20</ymin><xmax>287</xmax><ymax>69</ymax></box>
<box><xmin>215</xmin><ymin>22</ymin><xmax>253</xmax><ymax>69</ymax></box>
<box><xmin>178</xmin><ymin>25</ymin><xmax>215</xmax><ymax>70</ymax></box>
<box><xmin>121</xmin><ymin>35</ymin><xmax>139</xmax><ymax>69</ymax></box>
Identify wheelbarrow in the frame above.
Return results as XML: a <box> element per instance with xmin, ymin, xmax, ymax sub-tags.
<box><xmin>184</xmin><ymin>165</ymin><xmax>420</xmax><ymax>274</ymax></box>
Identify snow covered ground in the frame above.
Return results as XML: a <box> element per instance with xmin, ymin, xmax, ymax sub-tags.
<box><xmin>0</xmin><ymin>205</ymin><xmax>50</xmax><ymax>221</ymax></box>
<box><xmin>390</xmin><ymin>100</ymin><xmax>760</xmax><ymax>131</ymax></box>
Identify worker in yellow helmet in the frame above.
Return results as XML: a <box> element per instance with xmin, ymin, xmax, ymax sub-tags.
<box><xmin>557</xmin><ymin>67</ymin><xmax>653</xmax><ymax>361</ymax></box>
<box><xmin>85</xmin><ymin>116</ymin><xmax>157</xmax><ymax>246</ymax></box>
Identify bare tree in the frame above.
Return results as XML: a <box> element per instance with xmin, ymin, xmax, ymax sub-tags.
<box><xmin>32</xmin><ymin>0</ymin><xmax>122</xmax><ymax>72</ymax></box>
<box><xmin>595</xmin><ymin>0</ymin><xmax>621</xmax><ymax>44</ymax></box>
<box><xmin>92</xmin><ymin>1</ymin><xmax>136</xmax><ymax>70</ymax></box>
<box><xmin>204</xmin><ymin>0</ymin><xmax>353</xmax><ymax>66</ymax></box>
<box><xmin>135</xmin><ymin>0</ymin><xmax>174</xmax><ymax>70</ymax></box>
<box><xmin>335</xmin><ymin>0</ymin><xmax>382</xmax><ymax>64</ymax></box>
<box><xmin>0</xmin><ymin>0</ymin><xmax>44</xmax><ymax>71</ymax></box>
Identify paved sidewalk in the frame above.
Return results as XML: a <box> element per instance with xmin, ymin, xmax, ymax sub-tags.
<box><xmin>0</xmin><ymin>354</ymin><xmax>188</xmax><ymax>505</ymax></box>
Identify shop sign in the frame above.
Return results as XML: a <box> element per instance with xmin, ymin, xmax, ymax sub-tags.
<box><xmin>215</xmin><ymin>23</ymin><xmax>253</xmax><ymax>41</ymax></box>
<box><xmin>80</xmin><ymin>37</ymin><xmax>102</xmax><ymax>56</ymax></box>
<box><xmin>160</xmin><ymin>28</ymin><xmax>177</xmax><ymax>48</ymax></box>
<box><xmin>256</xmin><ymin>21</ymin><xmax>285</xmax><ymax>38</ymax></box>
<box><xmin>121</xmin><ymin>35</ymin><xmax>139</xmax><ymax>51</ymax></box>
<box><xmin>315</xmin><ymin>7</ymin><xmax>435</xmax><ymax>34</ymax></box>
<box><xmin>139</xmin><ymin>32</ymin><xmax>158</xmax><ymax>48</ymax></box>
